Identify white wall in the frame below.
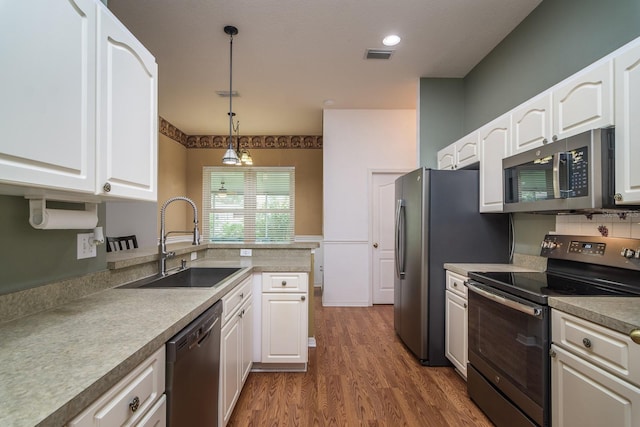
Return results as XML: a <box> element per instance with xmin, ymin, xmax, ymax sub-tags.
<box><xmin>322</xmin><ymin>109</ymin><xmax>417</xmax><ymax>306</ymax></box>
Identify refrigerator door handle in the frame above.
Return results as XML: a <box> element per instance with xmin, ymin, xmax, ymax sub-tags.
<box><xmin>395</xmin><ymin>199</ymin><xmax>406</xmax><ymax>279</ymax></box>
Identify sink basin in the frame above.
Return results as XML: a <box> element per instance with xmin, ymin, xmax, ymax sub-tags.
<box><xmin>120</xmin><ymin>267</ymin><xmax>242</xmax><ymax>289</ymax></box>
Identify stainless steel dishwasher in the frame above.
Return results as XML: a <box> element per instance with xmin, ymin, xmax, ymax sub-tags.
<box><xmin>166</xmin><ymin>300</ymin><xmax>223</xmax><ymax>426</ymax></box>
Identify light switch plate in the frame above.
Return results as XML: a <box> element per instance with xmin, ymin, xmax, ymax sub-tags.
<box><xmin>77</xmin><ymin>233</ymin><xmax>96</xmax><ymax>259</ymax></box>
<box><xmin>240</xmin><ymin>248</ymin><xmax>252</xmax><ymax>257</ymax></box>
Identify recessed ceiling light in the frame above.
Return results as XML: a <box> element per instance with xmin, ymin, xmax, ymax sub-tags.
<box><xmin>382</xmin><ymin>34</ymin><xmax>401</xmax><ymax>47</ymax></box>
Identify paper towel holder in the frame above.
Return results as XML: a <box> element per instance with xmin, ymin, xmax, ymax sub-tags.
<box><xmin>28</xmin><ymin>198</ymin><xmax>99</xmax><ymax>230</ymax></box>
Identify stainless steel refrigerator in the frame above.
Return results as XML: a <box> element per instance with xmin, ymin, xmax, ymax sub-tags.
<box><xmin>394</xmin><ymin>168</ymin><xmax>510</xmax><ymax>365</ymax></box>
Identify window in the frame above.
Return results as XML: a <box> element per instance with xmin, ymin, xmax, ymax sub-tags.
<box><xmin>202</xmin><ymin>166</ymin><xmax>295</xmax><ymax>243</ymax></box>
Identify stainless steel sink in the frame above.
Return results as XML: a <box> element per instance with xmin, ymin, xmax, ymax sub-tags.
<box><xmin>119</xmin><ymin>267</ymin><xmax>242</xmax><ymax>289</ymax></box>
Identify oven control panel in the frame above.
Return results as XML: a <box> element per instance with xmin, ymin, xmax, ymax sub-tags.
<box><xmin>540</xmin><ymin>234</ymin><xmax>640</xmax><ymax>271</ymax></box>
<box><xmin>568</xmin><ymin>240</ymin><xmax>606</xmax><ymax>256</ymax></box>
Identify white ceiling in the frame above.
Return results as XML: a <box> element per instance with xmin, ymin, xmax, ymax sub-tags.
<box><xmin>107</xmin><ymin>0</ymin><xmax>542</xmax><ymax>136</ymax></box>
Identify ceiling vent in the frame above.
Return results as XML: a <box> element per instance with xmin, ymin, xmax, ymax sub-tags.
<box><xmin>365</xmin><ymin>49</ymin><xmax>394</xmax><ymax>60</ymax></box>
<box><xmin>215</xmin><ymin>90</ymin><xmax>239</xmax><ymax>97</ymax></box>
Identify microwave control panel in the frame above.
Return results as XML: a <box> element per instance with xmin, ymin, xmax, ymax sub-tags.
<box><xmin>566</xmin><ymin>147</ymin><xmax>589</xmax><ymax>198</ymax></box>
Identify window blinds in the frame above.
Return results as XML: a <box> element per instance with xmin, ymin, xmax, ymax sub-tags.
<box><xmin>202</xmin><ymin>166</ymin><xmax>295</xmax><ymax>243</ymax></box>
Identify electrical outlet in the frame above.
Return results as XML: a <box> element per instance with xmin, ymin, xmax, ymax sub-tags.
<box><xmin>77</xmin><ymin>233</ymin><xmax>96</xmax><ymax>259</ymax></box>
<box><xmin>190</xmin><ymin>251</ymin><xmax>198</xmax><ymax>261</ymax></box>
<box><xmin>240</xmin><ymin>248</ymin><xmax>252</xmax><ymax>257</ymax></box>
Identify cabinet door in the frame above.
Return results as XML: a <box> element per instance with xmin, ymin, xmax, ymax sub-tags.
<box><xmin>240</xmin><ymin>299</ymin><xmax>253</xmax><ymax>383</ymax></box>
<box><xmin>479</xmin><ymin>116</ymin><xmax>510</xmax><ymax>212</ymax></box>
<box><xmin>220</xmin><ymin>314</ymin><xmax>241</xmax><ymax>427</ymax></box>
<box><xmin>511</xmin><ymin>92</ymin><xmax>552</xmax><ymax>155</ymax></box>
<box><xmin>553</xmin><ymin>60</ymin><xmax>614</xmax><ymax>139</ymax></box>
<box><xmin>445</xmin><ymin>290</ymin><xmax>468</xmax><ymax>378</ymax></box>
<box><xmin>455</xmin><ymin>132</ymin><xmax>479</xmax><ymax>169</ymax></box>
<box><xmin>261</xmin><ymin>293</ymin><xmax>308</xmax><ymax>363</ymax></box>
<box><xmin>552</xmin><ymin>344</ymin><xmax>640</xmax><ymax>427</ymax></box>
<box><xmin>437</xmin><ymin>144</ymin><xmax>455</xmax><ymax>170</ymax></box>
<box><xmin>97</xmin><ymin>7</ymin><xmax>158</xmax><ymax>201</ymax></box>
<box><xmin>615</xmin><ymin>42</ymin><xmax>640</xmax><ymax>204</ymax></box>
<box><xmin>134</xmin><ymin>394</ymin><xmax>166</xmax><ymax>427</ymax></box>
<box><xmin>0</xmin><ymin>0</ymin><xmax>96</xmax><ymax>194</ymax></box>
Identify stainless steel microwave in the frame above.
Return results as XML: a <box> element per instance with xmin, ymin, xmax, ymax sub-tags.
<box><xmin>503</xmin><ymin>128</ymin><xmax>616</xmax><ymax>213</ymax></box>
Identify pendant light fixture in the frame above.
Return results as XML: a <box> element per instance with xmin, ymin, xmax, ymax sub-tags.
<box><xmin>222</xmin><ymin>25</ymin><xmax>240</xmax><ymax>165</ymax></box>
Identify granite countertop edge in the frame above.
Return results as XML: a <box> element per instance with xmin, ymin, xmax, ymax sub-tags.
<box><xmin>0</xmin><ymin>256</ymin><xmax>312</xmax><ymax>427</ymax></box>
<box><xmin>443</xmin><ymin>262</ymin><xmax>543</xmax><ymax>276</ymax></box>
<box><xmin>548</xmin><ymin>296</ymin><xmax>640</xmax><ymax>335</ymax></box>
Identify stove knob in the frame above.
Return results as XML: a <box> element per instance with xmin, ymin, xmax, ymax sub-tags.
<box><xmin>621</xmin><ymin>248</ymin><xmax>636</xmax><ymax>258</ymax></box>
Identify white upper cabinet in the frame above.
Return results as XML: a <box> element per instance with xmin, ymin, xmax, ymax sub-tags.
<box><xmin>0</xmin><ymin>0</ymin><xmax>157</xmax><ymax>202</ymax></box>
<box><xmin>437</xmin><ymin>132</ymin><xmax>479</xmax><ymax>170</ymax></box>
<box><xmin>614</xmin><ymin>40</ymin><xmax>640</xmax><ymax>205</ymax></box>
<box><xmin>97</xmin><ymin>7</ymin><xmax>158</xmax><ymax>200</ymax></box>
<box><xmin>552</xmin><ymin>60</ymin><xmax>614</xmax><ymax>139</ymax></box>
<box><xmin>510</xmin><ymin>92</ymin><xmax>552</xmax><ymax>155</ymax></box>
<box><xmin>0</xmin><ymin>0</ymin><xmax>97</xmax><ymax>194</ymax></box>
<box><xmin>437</xmin><ymin>144</ymin><xmax>456</xmax><ymax>170</ymax></box>
<box><xmin>479</xmin><ymin>115</ymin><xmax>510</xmax><ymax>212</ymax></box>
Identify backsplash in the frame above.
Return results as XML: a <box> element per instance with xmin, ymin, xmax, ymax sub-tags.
<box><xmin>555</xmin><ymin>213</ymin><xmax>640</xmax><ymax>238</ymax></box>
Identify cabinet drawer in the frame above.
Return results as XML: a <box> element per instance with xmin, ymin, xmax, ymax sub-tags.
<box><xmin>446</xmin><ymin>270</ymin><xmax>468</xmax><ymax>298</ymax></box>
<box><xmin>222</xmin><ymin>276</ymin><xmax>252</xmax><ymax>326</ymax></box>
<box><xmin>68</xmin><ymin>346</ymin><xmax>165</xmax><ymax>427</ymax></box>
<box><xmin>262</xmin><ymin>272</ymin><xmax>308</xmax><ymax>292</ymax></box>
<box><xmin>552</xmin><ymin>309</ymin><xmax>640</xmax><ymax>386</ymax></box>
<box><xmin>134</xmin><ymin>393</ymin><xmax>166</xmax><ymax>427</ymax></box>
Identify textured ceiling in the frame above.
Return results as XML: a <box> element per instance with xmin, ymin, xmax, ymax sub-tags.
<box><xmin>108</xmin><ymin>0</ymin><xmax>541</xmax><ymax>135</ymax></box>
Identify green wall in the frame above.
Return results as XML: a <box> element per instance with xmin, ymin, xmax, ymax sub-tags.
<box><xmin>419</xmin><ymin>0</ymin><xmax>640</xmax><ymax>254</ymax></box>
<box><xmin>0</xmin><ymin>195</ymin><xmax>107</xmax><ymax>295</ymax></box>
<box><xmin>464</xmin><ymin>0</ymin><xmax>640</xmax><ymax>132</ymax></box>
<box><xmin>419</xmin><ymin>79</ymin><xmax>465</xmax><ymax>169</ymax></box>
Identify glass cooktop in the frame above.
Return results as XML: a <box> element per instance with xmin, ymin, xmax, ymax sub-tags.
<box><xmin>468</xmin><ymin>271</ymin><xmax>640</xmax><ymax>305</ymax></box>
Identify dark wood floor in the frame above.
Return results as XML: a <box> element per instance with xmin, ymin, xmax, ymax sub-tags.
<box><xmin>228</xmin><ymin>289</ymin><xmax>493</xmax><ymax>426</ymax></box>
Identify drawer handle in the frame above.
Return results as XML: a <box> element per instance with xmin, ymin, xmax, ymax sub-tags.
<box><xmin>129</xmin><ymin>396</ymin><xmax>140</xmax><ymax>412</ymax></box>
<box><xmin>453</xmin><ymin>283</ymin><xmax>458</xmax><ymax>287</ymax></box>
<box><xmin>301</xmin><ymin>295</ymin><xmax>306</xmax><ymax>301</ymax></box>
<box><xmin>582</xmin><ymin>338</ymin><xmax>592</xmax><ymax>349</ymax></box>
<box><xmin>630</xmin><ymin>329</ymin><xmax>640</xmax><ymax>345</ymax></box>
<box><xmin>240</xmin><ymin>292</ymin><xmax>244</xmax><ymax>299</ymax></box>
<box><xmin>281</xmin><ymin>280</ymin><xmax>287</xmax><ymax>286</ymax></box>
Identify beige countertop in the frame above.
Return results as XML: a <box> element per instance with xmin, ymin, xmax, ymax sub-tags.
<box><xmin>549</xmin><ymin>296</ymin><xmax>640</xmax><ymax>335</ymax></box>
<box><xmin>444</xmin><ymin>263</ymin><xmax>543</xmax><ymax>276</ymax></box>
<box><xmin>0</xmin><ymin>255</ymin><xmax>311</xmax><ymax>427</ymax></box>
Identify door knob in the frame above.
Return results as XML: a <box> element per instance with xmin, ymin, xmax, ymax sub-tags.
<box><xmin>373</xmin><ymin>243</ymin><xmax>379</xmax><ymax>248</ymax></box>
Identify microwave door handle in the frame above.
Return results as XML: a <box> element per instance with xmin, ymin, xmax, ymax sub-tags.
<box><xmin>552</xmin><ymin>152</ymin><xmax>562</xmax><ymax>199</ymax></box>
<box><xmin>468</xmin><ymin>283</ymin><xmax>543</xmax><ymax>318</ymax></box>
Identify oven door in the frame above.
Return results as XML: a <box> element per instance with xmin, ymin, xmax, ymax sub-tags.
<box><xmin>467</xmin><ymin>281</ymin><xmax>549</xmax><ymax>427</ymax></box>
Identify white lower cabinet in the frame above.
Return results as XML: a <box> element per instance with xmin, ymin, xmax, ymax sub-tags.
<box><xmin>219</xmin><ymin>277</ymin><xmax>253</xmax><ymax>427</ymax></box>
<box><xmin>68</xmin><ymin>346</ymin><xmax>165</xmax><ymax>427</ymax></box>
<box><xmin>551</xmin><ymin>309</ymin><xmax>640</xmax><ymax>427</ymax></box>
<box><xmin>261</xmin><ymin>272</ymin><xmax>309</xmax><ymax>366</ymax></box>
<box><xmin>444</xmin><ymin>271</ymin><xmax>468</xmax><ymax>378</ymax></box>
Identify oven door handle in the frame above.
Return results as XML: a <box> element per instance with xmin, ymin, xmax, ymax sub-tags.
<box><xmin>468</xmin><ymin>283</ymin><xmax>543</xmax><ymax>319</ymax></box>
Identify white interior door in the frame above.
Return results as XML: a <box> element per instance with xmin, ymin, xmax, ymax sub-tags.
<box><xmin>371</xmin><ymin>171</ymin><xmax>405</xmax><ymax>304</ymax></box>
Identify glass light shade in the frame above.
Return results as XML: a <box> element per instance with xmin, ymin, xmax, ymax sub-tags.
<box><xmin>222</xmin><ymin>148</ymin><xmax>239</xmax><ymax>165</ymax></box>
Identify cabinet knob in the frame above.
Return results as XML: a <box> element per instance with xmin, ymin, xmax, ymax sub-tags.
<box><xmin>129</xmin><ymin>396</ymin><xmax>140</xmax><ymax>412</ymax></box>
<box><xmin>549</xmin><ymin>349</ymin><xmax>557</xmax><ymax>358</ymax></box>
<box><xmin>630</xmin><ymin>329</ymin><xmax>640</xmax><ymax>345</ymax></box>
<box><xmin>582</xmin><ymin>337</ymin><xmax>592</xmax><ymax>349</ymax></box>
<box><xmin>614</xmin><ymin>193</ymin><xmax>623</xmax><ymax>202</ymax></box>
<box><xmin>103</xmin><ymin>182</ymin><xmax>111</xmax><ymax>192</ymax></box>
<box><xmin>373</xmin><ymin>243</ymin><xmax>379</xmax><ymax>248</ymax></box>
<box><xmin>463</xmin><ymin>303</ymin><xmax>467</xmax><ymax>309</ymax></box>
<box><xmin>301</xmin><ymin>295</ymin><xmax>306</xmax><ymax>301</ymax></box>
<box><xmin>281</xmin><ymin>280</ymin><xmax>287</xmax><ymax>286</ymax></box>
<box><xmin>552</xmin><ymin>135</ymin><xmax>558</xmax><ymax>142</ymax></box>
<box><xmin>240</xmin><ymin>292</ymin><xmax>244</xmax><ymax>299</ymax></box>
<box><xmin>453</xmin><ymin>282</ymin><xmax>458</xmax><ymax>287</ymax></box>
<box><xmin>542</xmin><ymin>138</ymin><xmax>548</xmax><ymax>145</ymax></box>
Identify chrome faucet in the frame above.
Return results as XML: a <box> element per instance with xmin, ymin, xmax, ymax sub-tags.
<box><xmin>159</xmin><ymin>196</ymin><xmax>200</xmax><ymax>276</ymax></box>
